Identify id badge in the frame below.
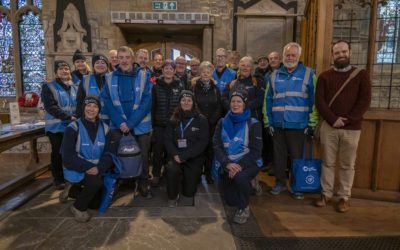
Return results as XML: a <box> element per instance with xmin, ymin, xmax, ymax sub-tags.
<box><xmin>177</xmin><ymin>139</ymin><xmax>187</xmax><ymax>148</ymax></box>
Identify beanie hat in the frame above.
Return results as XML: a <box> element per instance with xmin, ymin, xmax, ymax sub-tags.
<box><xmin>54</xmin><ymin>60</ymin><xmax>70</xmax><ymax>73</ymax></box>
<box><xmin>229</xmin><ymin>87</ymin><xmax>248</xmax><ymax>105</ymax></box>
<box><xmin>162</xmin><ymin>59</ymin><xmax>176</xmax><ymax>69</ymax></box>
<box><xmin>83</xmin><ymin>94</ymin><xmax>101</xmax><ymax>111</ymax></box>
<box><xmin>92</xmin><ymin>53</ymin><xmax>109</xmax><ymax>68</ymax></box>
<box><xmin>179</xmin><ymin>90</ymin><xmax>194</xmax><ymax>102</ymax></box>
<box><xmin>72</xmin><ymin>49</ymin><xmax>86</xmax><ymax>63</ymax></box>
<box><xmin>257</xmin><ymin>55</ymin><xmax>268</xmax><ymax>62</ymax></box>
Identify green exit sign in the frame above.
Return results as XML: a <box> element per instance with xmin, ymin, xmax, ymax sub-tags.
<box><xmin>152</xmin><ymin>1</ymin><xmax>177</xmax><ymax>11</ymax></box>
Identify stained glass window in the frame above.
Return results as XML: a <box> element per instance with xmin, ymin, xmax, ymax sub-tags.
<box><xmin>17</xmin><ymin>0</ymin><xmax>27</xmax><ymax>8</ymax></box>
<box><xmin>0</xmin><ymin>13</ymin><xmax>15</xmax><ymax>97</ymax></box>
<box><xmin>376</xmin><ymin>0</ymin><xmax>400</xmax><ymax>63</ymax></box>
<box><xmin>373</xmin><ymin>0</ymin><xmax>400</xmax><ymax>109</ymax></box>
<box><xmin>0</xmin><ymin>0</ymin><xmax>11</xmax><ymax>8</ymax></box>
<box><xmin>33</xmin><ymin>0</ymin><xmax>42</xmax><ymax>9</ymax></box>
<box><xmin>19</xmin><ymin>12</ymin><xmax>45</xmax><ymax>94</ymax></box>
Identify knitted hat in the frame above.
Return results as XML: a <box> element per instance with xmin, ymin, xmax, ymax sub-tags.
<box><xmin>92</xmin><ymin>53</ymin><xmax>109</xmax><ymax>68</ymax></box>
<box><xmin>83</xmin><ymin>94</ymin><xmax>101</xmax><ymax>110</ymax></box>
<box><xmin>229</xmin><ymin>87</ymin><xmax>248</xmax><ymax>105</ymax></box>
<box><xmin>162</xmin><ymin>59</ymin><xmax>176</xmax><ymax>69</ymax></box>
<box><xmin>179</xmin><ymin>90</ymin><xmax>194</xmax><ymax>102</ymax></box>
<box><xmin>54</xmin><ymin>60</ymin><xmax>70</xmax><ymax>73</ymax></box>
<box><xmin>257</xmin><ymin>55</ymin><xmax>268</xmax><ymax>62</ymax></box>
<box><xmin>72</xmin><ymin>49</ymin><xmax>86</xmax><ymax>63</ymax></box>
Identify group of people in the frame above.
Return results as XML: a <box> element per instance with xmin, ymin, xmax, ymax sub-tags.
<box><xmin>41</xmin><ymin>40</ymin><xmax>371</xmax><ymax>224</ymax></box>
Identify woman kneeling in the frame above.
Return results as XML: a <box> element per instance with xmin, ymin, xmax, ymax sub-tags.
<box><xmin>164</xmin><ymin>90</ymin><xmax>209</xmax><ymax>207</ymax></box>
<box><xmin>213</xmin><ymin>88</ymin><xmax>262</xmax><ymax>224</ymax></box>
<box><xmin>60</xmin><ymin>95</ymin><xmax>114</xmax><ymax>222</ymax></box>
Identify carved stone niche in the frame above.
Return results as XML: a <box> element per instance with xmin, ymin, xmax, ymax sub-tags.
<box><xmin>54</xmin><ymin>0</ymin><xmax>92</xmax><ymax>52</ymax></box>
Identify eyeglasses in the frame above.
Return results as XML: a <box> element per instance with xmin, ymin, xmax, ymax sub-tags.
<box><xmin>176</xmin><ymin>62</ymin><xmax>186</xmax><ymax>65</ymax></box>
<box><xmin>191</xmin><ymin>64</ymin><xmax>200</xmax><ymax>67</ymax></box>
<box><xmin>216</xmin><ymin>55</ymin><xmax>226</xmax><ymax>58</ymax></box>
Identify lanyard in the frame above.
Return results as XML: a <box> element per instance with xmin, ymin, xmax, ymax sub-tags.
<box><xmin>180</xmin><ymin>118</ymin><xmax>194</xmax><ymax>138</ymax></box>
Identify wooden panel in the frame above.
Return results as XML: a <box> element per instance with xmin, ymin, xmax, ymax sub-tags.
<box><xmin>377</xmin><ymin>121</ymin><xmax>400</xmax><ymax>191</ymax></box>
<box><xmin>353</xmin><ymin>121</ymin><xmax>376</xmax><ymax>189</ymax></box>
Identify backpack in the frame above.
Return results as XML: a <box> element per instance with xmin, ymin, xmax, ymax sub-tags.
<box><xmin>117</xmin><ymin>134</ymin><xmax>143</xmax><ymax>178</ymax></box>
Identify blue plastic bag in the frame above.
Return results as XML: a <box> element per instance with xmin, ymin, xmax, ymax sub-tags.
<box><xmin>211</xmin><ymin>158</ymin><xmax>222</xmax><ymax>184</ymax></box>
<box><xmin>98</xmin><ymin>153</ymin><xmax>121</xmax><ymax>214</ymax></box>
<box><xmin>291</xmin><ymin>142</ymin><xmax>322</xmax><ymax>193</ymax></box>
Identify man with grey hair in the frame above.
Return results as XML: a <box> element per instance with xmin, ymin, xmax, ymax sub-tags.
<box><xmin>136</xmin><ymin>49</ymin><xmax>150</xmax><ymax>71</ymax></box>
<box><xmin>108</xmin><ymin>49</ymin><xmax>118</xmax><ymax>71</ymax></box>
<box><xmin>212</xmin><ymin>48</ymin><xmax>236</xmax><ymax>95</ymax></box>
<box><xmin>101</xmin><ymin>46</ymin><xmax>153</xmax><ymax>198</ymax></box>
<box><xmin>263</xmin><ymin>42</ymin><xmax>318</xmax><ymax>200</ymax></box>
<box><xmin>175</xmin><ymin>56</ymin><xmax>189</xmax><ymax>89</ymax></box>
<box><xmin>188</xmin><ymin>57</ymin><xmax>201</xmax><ymax>81</ymax></box>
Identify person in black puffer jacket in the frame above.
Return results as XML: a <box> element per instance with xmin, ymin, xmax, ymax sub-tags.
<box><xmin>151</xmin><ymin>59</ymin><xmax>185</xmax><ymax>185</ymax></box>
<box><xmin>190</xmin><ymin>61</ymin><xmax>222</xmax><ymax>184</ymax></box>
<box><xmin>164</xmin><ymin>90</ymin><xmax>209</xmax><ymax>207</ymax></box>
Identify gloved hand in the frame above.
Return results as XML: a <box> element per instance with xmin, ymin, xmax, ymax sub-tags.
<box><xmin>266</xmin><ymin>126</ymin><xmax>274</xmax><ymax>137</ymax></box>
<box><xmin>304</xmin><ymin>126</ymin><xmax>314</xmax><ymax>137</ymax></box>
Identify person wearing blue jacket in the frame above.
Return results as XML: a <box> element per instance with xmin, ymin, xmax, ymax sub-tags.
<box><xmin>101</xmin><ymin>46</ymin><xmax>153</xmax><ymax>198</ymax></box>
<box><xmin>60</xmin><ymin>95</ymin><xmax>115</xmax><ymax>222</ymax></box>
<box><xmin>41</xmin><ymin>60</ymin><xmax>77</xmax><ymax>189</ymax></box>
<box><xmin>263</xmin><ymin>42</ymin><xmax>318</xmax><ymax>200</ymax></box>
<box><xmin>75</xmin><ymin>53</ymin><xmax>109</xmax><ymax>120</ymax></box>
<box><xmin>212</xmin><ymin>48</ymin><xmax>236</xmax><ymax>95</ymax></box>
<box><xmin>213</xmin><ymin>88</ymin><xmax>263</xmax><ymax>224</ymax></box>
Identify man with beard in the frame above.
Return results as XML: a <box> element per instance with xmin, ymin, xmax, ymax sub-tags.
<box><xmin>314</xmin><ymin>40</ymin><xmax>371</xmax><ymax>213</ymax></box>
<box><xmin>264</xmin><ymin>42</ymin><xmax>318</xmax><ymax>200</ymax></box>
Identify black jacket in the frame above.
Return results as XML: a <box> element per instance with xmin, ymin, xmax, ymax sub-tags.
<box><xmin>164</xmin><ymin>113</ymin><xmax>209</xmax><ymax>162</ymax></box>
<box><xmin>213</xmin><ymin>118</ymin><xmax>262</xmax><ymax>170</ymax></box>
<box><xmin>75</xmin><ymin>74</ymin><xmax>106</xmax><ymax>118</ymax></box>
<box><xmin>152</xmin><ymin>77</ymin><xmax>185</xmax><ymax>127</ymax></box>
<box><xmin>222</xmin><ymin>75</ymin><xmax>265</xmax><ymax>120</ymax></box>
<box><xmin>192</xmin><ymin>79</ymin><xmax>222</xmax><ymax>128</ymax></box>
<box><xmin>41</xmin><ymin>79</ymin><xmax>74</xmax><ymax>121</ymax></box>
<box><xmin>151</xmin><ymin>67</ymin><xmax>163</xmax><ymax>78</ymax></box>
<box><xmin>61</xmin><ymin>119</ymin><xmax>115</xmax><ymax>174</ymax></box>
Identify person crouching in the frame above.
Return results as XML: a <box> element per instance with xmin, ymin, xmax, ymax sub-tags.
<box><xmin>213</xmin><ymin>88</ymin><xmax>263</xmax><ymax>224</ymax></box>
<box><xmin>60</xmin><ymin>95</ymin><xmax>114</xmax><ymax>222</ymax></box>
<box><xmin>164</xmin><ymin>90</ymin><xmax>209</xmax><ymax>207</ymax></box>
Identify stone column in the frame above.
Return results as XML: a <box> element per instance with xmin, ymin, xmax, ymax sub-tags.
<box><xmin>202</xmin><ymin>26</ymin><xmax>213</xmax><ymax>61</ymax></box>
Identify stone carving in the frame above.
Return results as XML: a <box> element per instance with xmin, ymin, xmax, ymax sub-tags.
<box><xmin>56</xmin><ymin>3</ymin><xmax>88</xmax><ymax>52</ymax></box>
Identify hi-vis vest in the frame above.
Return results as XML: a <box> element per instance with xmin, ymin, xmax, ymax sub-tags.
<box><xmin>106</xmin><ymin>69</ymin><xmax>152</xmax><ymax>134</ymax></box>
<box><xmin>270</xmin><ymin>66</ymin><xmax>312</xmax><ymax>127</ymax></box>
<box><xmin>44</xmin><ymin>80</ymin><xmax>77</xmax><ymax>133</ymax></box>
<box><xmin>213</xmin><ymin>67</ymin><xmax>236</xmax><ymax>93</ymax></box>
<box><xmin>63</xmin><ymin>119</ymin><xmax>109</xmax><ymax>183</ymax></box>
<box><xmin>221</xmin><ymin>117</ymin><xmax>261</xmax><ymax>167</ymax></box>
<box><xmin>82</xmin><ymin>74</ymin><xmax>109</xmax><ymax>122</ymax></box>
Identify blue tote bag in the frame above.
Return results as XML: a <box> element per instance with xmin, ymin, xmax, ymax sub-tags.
<box><xmin>291</xmin><ymin>141</ymin><xmax>322</xmax><ymax>193</ymax></box>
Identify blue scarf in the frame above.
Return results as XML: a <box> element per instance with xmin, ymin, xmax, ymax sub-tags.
<box><xmin>222</xmin><ymin>108</ymin><xmax>251</xmax><ymax>139</ymax></box>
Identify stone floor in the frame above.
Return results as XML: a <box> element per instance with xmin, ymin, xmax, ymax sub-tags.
<box><xmin>0</xmin><ymin>177</ymin><xmax>236</xmax><ymax>249</ymax></box>
<box><xmin>0</xmin><ymin>172</ymin><xmax>399</xmax><ymax>249</ymax></box>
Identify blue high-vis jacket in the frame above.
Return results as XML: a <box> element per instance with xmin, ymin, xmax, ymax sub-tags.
<box><xmin>221</xmin><ymin>118</ymin><xmax>251</xmax><ymax>163</ymax></box>
<box><xmin>101</xmin><ymin>66</ymin><xmax>152</xmax><ymax>134</ymax></box>
<box><xmin>82</xmin><ymin>74</ymin><xmax>110</xmax><ymax>122</ymax></box>
<box><xmin>264</xmin><ymin>63</ymin><xmax>318</xmax><ymax>129</ymax></box>
<box><xmin>63</xmin><ymin>119</ymin><xmax>109</xmax><ymax>183</ymax></box>
<box><xmin>213</xmin><ymin>67</ymin><xmax>236</xmax><ymax>93</ymax></box>
<box><xmin>72</xmin><ymin>72</ymin><xmax>80</xmax><ymax>86</ymax></box>
<box><xmin>44</xmin><ymin>80</ymin><xmax>77</xmax><ymax>133</ymax></box>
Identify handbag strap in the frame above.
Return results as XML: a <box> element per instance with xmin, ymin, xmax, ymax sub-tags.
<box><xmin>328</xmin><ymin>68</ymin><xmax>362</xmax><ymax>107</ymax></box>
